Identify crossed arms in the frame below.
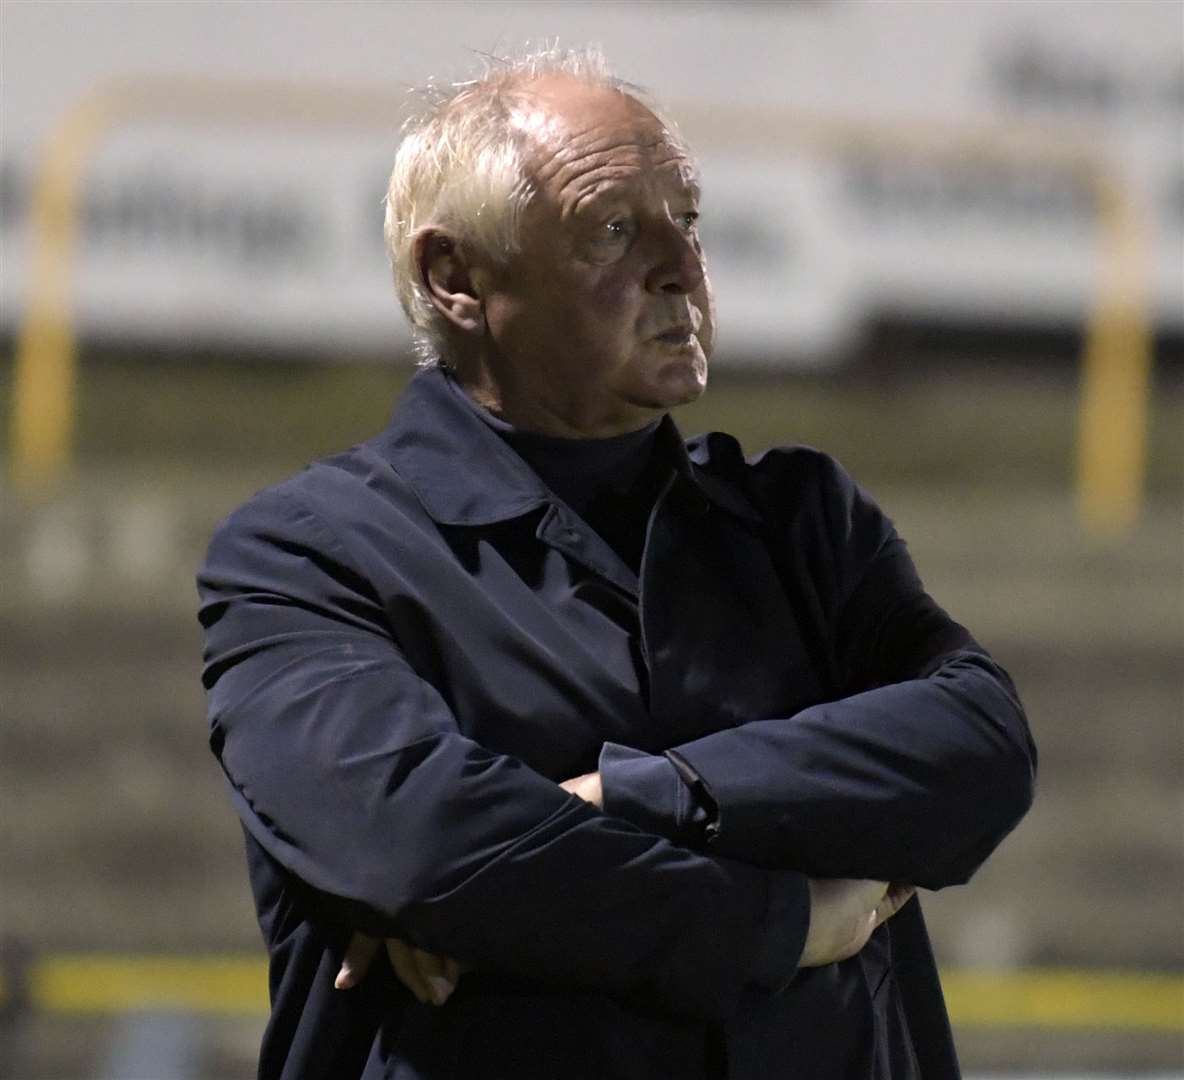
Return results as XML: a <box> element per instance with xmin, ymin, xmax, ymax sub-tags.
<box><xmin>198</xmin><ymin>468</ymin><xmax>1035</xmax><ymax>1020</ymax></box>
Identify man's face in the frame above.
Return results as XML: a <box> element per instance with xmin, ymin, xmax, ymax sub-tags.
<box><xmin>477</xmin><ymin>79</ymin><xmax>714</xmax><ymax>437</ymax></box>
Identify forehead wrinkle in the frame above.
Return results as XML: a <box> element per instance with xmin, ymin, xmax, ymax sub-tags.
<box><xmin>534</xmin><ymin>132</ymin><xmax>698</xmax><ymax>219</ymax></box>
<box><xmin>560</xmin><ymin>157</ymin><xmax>700</xmax><ymax>220</ymax></box>
<box><xmin>561</xmin><ymin>165</ymin><xmax>645</xmax><ymax>216</ymax></box>
<box><xmin>526</xmin><ymin>102</ymin><xmax>686</xmax><ymax>169</ymax></box>
<box><xmin>530</xmin><ymin>127</ymin><xmax>646</xmax><ymax>184</ymax></box>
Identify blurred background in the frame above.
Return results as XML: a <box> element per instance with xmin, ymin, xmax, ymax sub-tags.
<box><xmin>1</xmin><ymin>1</ymin><xmax>1181</xmax><ymax>1077</ymax></box>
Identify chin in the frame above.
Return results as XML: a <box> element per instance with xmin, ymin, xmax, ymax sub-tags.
<box><xmin>621</xmin><ymin>342</ymin><xmax>709</xmax><ymax>412</ymax></box>
<box><xmin>655</xmin><ymin>348</ymin><xmax>708</xmax><ymax>407</ymax></box>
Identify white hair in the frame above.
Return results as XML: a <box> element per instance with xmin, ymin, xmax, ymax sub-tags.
<box><xmin>383</xmin><ymin>45</ymin><xmax>678</xmax><ymax>368</ymax></box>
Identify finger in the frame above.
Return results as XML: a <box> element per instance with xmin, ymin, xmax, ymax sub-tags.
<box><xmin>873</xmin><ymin>884</ymin><xmax>916</xmax><ymax>928</ymax></box>
<box><xmin>386</xmin><ymin>938</ymin><xmax>433</xmax><ymax>1005</ymax></box>
<box><xmin>841</xmin><ymin>881</ymin><xmax>893</xmax><ymax>960</ymax></box>
<box><xmin>412</xmin><ymin>946</ymin><xmax>457</xmax><ymax>1006</ymax></box>
<box><xmin>335</xmin><ymin>932</ymin><xmax>380</xmax><ymax>990</ymax></box>
<box><xmin>860</xmin><ymin>879</ymin><xmax>891</xmax><ymax>906</ymax></box>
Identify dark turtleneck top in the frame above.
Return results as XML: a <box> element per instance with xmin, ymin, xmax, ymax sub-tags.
<box><xmin>445</xmin><ymin>374</ymin><xmax>669</xmax><ymax>575</ymax></box>
<box><xmin>443</xmin><ymin>373</ymin><xmax>720</xmax><ymax>887</ymax></box>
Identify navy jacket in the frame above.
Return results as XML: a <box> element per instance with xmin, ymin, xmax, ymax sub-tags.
<box><xmin>198</xmin><ymin>367</ymin><xmax>1036</xmax><ymax>1079</ymax></box>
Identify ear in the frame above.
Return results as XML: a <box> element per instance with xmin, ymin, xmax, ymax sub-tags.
<box><xmin>413</xmin><ymin>229</ymin><xmax>485</xmax><ymax>336</ymax></box>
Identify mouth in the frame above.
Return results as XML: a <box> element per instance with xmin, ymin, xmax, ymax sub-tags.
<box><xmin>653</xmin><ymin>327</ymin><xmax>696</xmax><ymax>346</ymax></box>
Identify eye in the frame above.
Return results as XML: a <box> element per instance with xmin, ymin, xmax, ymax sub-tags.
<box><xmin>589</xmin><ymin>217</ymin><xmax>636</xmax><ymax>248</ymax></box>
<box><xmin>678</xmin><ymin>210</ymin><xmax>700</xmax><ymax>232</ymax></box>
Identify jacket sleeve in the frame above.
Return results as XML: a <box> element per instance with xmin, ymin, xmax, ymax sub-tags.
<box><xmin>601</xmin><ymin>453</ymin><xmax>1036</xmax><ymax>890</ymax></box>
<box><xmin>198</xmin><ymin>484</ymin><xmax>807</xmax><ymax>1018</ymax></box>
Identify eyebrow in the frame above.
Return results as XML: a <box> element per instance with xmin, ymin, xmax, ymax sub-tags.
<box><xmin>564</xmin><ymin>159</ymin><xmax>702</xmax><ymax>217</ymax></box>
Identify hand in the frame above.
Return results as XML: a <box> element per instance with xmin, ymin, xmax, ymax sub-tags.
<box><xmin>560</xmin><ymin>771</ymin><xmax>603</xmax><ymax>808</ymax></box>
<box><xmin>335</xmin><ymin>931</ymin><xmax>465</xmax><ymax>1006</ymax></box>
<box><xmin>799</xmin><ymin>879</ymin><xmax>915</xmax><ymax>968</ymax></box>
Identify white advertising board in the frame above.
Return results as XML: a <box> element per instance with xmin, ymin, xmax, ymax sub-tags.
<box><xmin>1</xmin><ymin>0</ymin><xmax>1180</xmax><ymax>365</ymax></box>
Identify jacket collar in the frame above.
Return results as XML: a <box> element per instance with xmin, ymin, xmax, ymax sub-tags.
<box><xmin>373</xmin><ymin>367</ymin><xmax>552</xmax><ymax>526</ymax></box>
<box><xmin>373</xmin><ymin>366</ymin><xmax>760</xmax><ymax>527</ymax></box>
<box><xmin>686</xmin><ymin>438</ymin><xmax>763</xmax><ymax>524</ymax></box>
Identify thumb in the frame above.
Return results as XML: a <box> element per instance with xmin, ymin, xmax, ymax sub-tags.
<box><xmin>335</xmin><ymin>932</ymin><xmax>381</xmax><ymax>990</ymax></box>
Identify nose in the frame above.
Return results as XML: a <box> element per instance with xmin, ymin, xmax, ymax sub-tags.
<box><xmin>645</xmin><ymin>221</ymin><xmax>705</xmax><ymax>295</ymax></box>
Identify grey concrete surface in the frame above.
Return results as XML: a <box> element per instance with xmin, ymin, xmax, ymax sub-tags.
<box><xmin>2</xmin><ymin>471</ymin><xmax>1181</xmax><ymax>1076</ymax></box>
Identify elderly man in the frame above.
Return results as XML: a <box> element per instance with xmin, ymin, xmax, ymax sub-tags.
<box><xmin>198</xmin><ymin>48</ymin><xmax>1035</xmax><ymax>1080</ymax></box>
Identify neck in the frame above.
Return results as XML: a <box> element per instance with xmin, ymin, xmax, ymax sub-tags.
<box><xmin>452</xmin><ymin>361</ymin><xmax>659</xmax><ymax>440</ymax></box>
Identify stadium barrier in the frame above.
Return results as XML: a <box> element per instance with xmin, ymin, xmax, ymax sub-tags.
<box><xmin>0</xmin><ymin>949</ymin><xmax>1181</xmax><ymax>1031</ymax></box>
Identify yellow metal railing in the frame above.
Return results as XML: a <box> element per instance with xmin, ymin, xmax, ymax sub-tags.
<box><xmin>9</xmin><ymin>77</ymin><xmax>409</xmax><ymax>491</ymax></box>
<box><xmin>1</xmin><ymin>953</ymin><xmax>1181</xmax><ymax>1031</ymax></box>
<box><xmin>1074</xmin><ymin>173</ymin><xmax>1155</xmax><ymax>536</ymax></box>
<box><xmin>9</xmin><ymin>81</ymin><xmax>1155</xmax><ymax>534</ymax></box>
<box><xmin>11</xmin><ymin>94</ymin><xmax>119</xmax><ymax>490</ymax></box>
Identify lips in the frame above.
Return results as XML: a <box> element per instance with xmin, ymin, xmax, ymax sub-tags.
<box><xmin>653</xmin><ymin>326</ymin><xmax>695</xmax><ymax>344</ymax></box>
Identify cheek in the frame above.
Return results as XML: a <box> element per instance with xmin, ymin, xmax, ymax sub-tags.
<box><xmin>585</xmin><ymin>272</ymin><xmax>632</xmax><ymax>313</ymax></box>
<box><xmin>580</xmin><ymin>276</ymin><xmax>643</xmax><ymax>340</ymax></box>
<box><xmin>535</xmin><ymin>281</ymin><xmax>638</xmax><ymax>366</ymax></box>
<box><xmin>694</xmin><ymin>279</ymin><xmax>716</xmax><ymax>357</ymax></box>
<box><xmin>482</xmin><ymin>293</ymin><xmax>527</xmax><ymax>349</ymax></box>
<box><xmin>484</xmin><ymin>270</ymin><xmax>570</xmax><ymax>345</ymax></box>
